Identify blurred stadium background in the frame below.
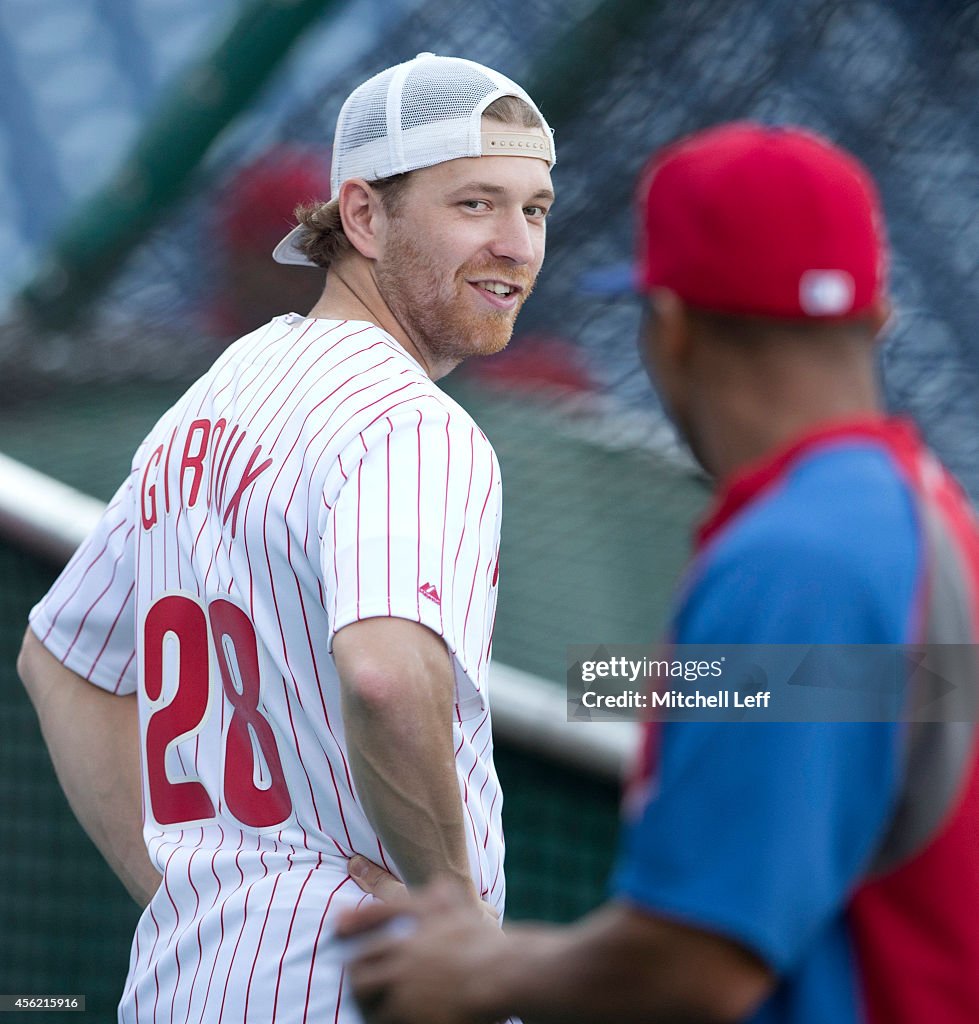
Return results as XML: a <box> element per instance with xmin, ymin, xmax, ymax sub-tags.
<box><xmin>2</xmin><ymin>0</ymin><xmax>979</xmax><ymax>1016</ymax></box>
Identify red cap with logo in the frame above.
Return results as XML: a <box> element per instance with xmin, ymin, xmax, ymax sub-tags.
<box><xmin>633</xmin><ymin>121</ymin><xmax>888</xmax><ymax>319</ymax></box>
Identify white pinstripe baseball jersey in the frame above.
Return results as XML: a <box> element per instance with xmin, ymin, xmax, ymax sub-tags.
<box><xmin>30</xmin><ymin>314</ymin><xmax>505</xmax><ymax>1023</ymax></box>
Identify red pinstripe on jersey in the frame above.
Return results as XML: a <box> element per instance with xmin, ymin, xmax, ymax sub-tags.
<box><xmin>30</xmin><ymin>315</ymin><xmax>505</xmax><ymax>1023</ymax></box>
<box><xmin>85</xmin><ymin>579</ymin><xmax>134</xmax><ymax>680</ymax></box>
<box><xmin>40</xmin><ymin>504</ymin><xmax>129</xmax><ymax>640</ymax></box>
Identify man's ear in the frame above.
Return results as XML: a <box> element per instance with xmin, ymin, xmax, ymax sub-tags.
<box><xmin>644</xmin><ymin>287</ymin><xmax>692</xmax><ymax>375</ymax></box>
<box><xmin>339</xmin><ymin>179</ymin><xmax>387</xmax><ymax>260</ymax></box>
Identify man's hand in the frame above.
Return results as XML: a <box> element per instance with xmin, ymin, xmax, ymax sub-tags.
<box><xmin>338</xmin><ymin>880</ymin><xmax>509</xmax><ymax>1024</ymax></box>
<box><xmin>340</xmin><ymin>855</ymin><xmax>774</xmax><ymax>1024</ymax></box>
<box><xmin>348</xmin><ymin>854</ymin><xmax>500</xmax><ymax>924</ymax></box>
<box><xmin>348</xmin><ymin>854</ymin><xmax>411</xmax><ymax>903</ymax></box>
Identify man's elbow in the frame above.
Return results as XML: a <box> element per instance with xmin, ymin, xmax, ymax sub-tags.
<box><xmin>590</xmin><ymin>903</ymin><xmax>775</xmax><ymax>1023</ymax></box>
<box><xmin>17</xmin><ymin>627</ymin><xmax>48</xmax><ymax>707</ymax></box>
<box><xmin>667</xmin><ymin>936</ymin><xmax>773</xmax><ymax>1023</ymax></box>
<box><xmin>339</xmin><ymin>663</ymin><xmax>404</xmax><ymax>721</ymax></box>
<box><xmin>334</xmin><ymin>618</ymin><xmax>454</xmax><ymax>723</ymax></box>
<box><xmin>698</xmin><ymin>961</ymin><xmax>773</xmax><ymax>1023</ymax></box>
<box><xmin>17</xmin><ymin>627</ymin><xmax>81</xmax><ymax>716</ymax></box>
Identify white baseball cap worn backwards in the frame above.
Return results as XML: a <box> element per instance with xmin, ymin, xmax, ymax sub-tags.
<box><xmin>272</xmin><ymin>52</ymin><xmax>556</xmax><ymax>267</ymax></box>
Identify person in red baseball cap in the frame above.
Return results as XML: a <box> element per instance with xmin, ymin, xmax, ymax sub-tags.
<box><xmin>336</xmin><ymin>122</ymin><xmax>979</xmax><ymax>1024</ymax></box>
<box><xmin>207</xmin><ymin>145</ymin><xmax>331</xmax><ymax>338</ymax></box>
<box><xmin>630</xmin><ymin>120</ymin><xmax>891</xmax><ymax>476</ymax></box>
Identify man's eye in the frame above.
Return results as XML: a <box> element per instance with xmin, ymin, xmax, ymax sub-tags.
<box><xmin>525</xmin><ymin>205</ymin><xmax>549</xmax><ymax>219</ymax></box>
<box><xmin>461</xmin><ymin>200</ymin><xmax>489</xmax><ymax>210</ymax></box>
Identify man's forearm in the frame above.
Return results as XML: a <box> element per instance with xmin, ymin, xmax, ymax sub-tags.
<box><xmin>334</xmin><ymin>618</ymin><xmax>474</xmax><ymax>893</ymax></box>
<box><xmin>344</xmin><ymin>696</ymin><xmax>472</xmax><ymax>889</ymax></box>
<box><xmin>18</xmin><ymin>628</ymin><xmax>161</xmax><ymax>906</ymax></box>
<box><xmin>483</xmin><ymin>904</ymin><xmax>772</xmax><ymax>1024</ymax></box>
<box><xmin>340</xmin><ymin>886</ymin><xmax>772</xmax><ymax>1023</ymax></box>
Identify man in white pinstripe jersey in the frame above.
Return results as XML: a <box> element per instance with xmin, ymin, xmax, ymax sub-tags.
<box><xmin>17</xmin><ymin>52</ymin><xmax>555</xmax><ymax>1023</ymax></box>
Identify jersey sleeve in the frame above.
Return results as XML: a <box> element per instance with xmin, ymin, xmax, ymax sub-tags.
<box><xmin>320</xmin><ymin>402</ymin><xmax>501</xmax><ymax>701</ymax></box>
<box><xmin>611</xmin><ymin>520</ymin><xmax>913</xmax><ymax>973</ymax></box>
<box><xmin>28</xmin><ymin>470</ymin><xmax>139</xmax><ymax>696</ymax></box>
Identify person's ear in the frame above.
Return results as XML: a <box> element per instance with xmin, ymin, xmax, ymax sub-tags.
<box><xmin>338</xmin><ymin>179</ymin><xmax>387</xmax><ymax>260</ymax></box>
<box><xmin>645</xmin><ymin>287</ymin><xmax>693</xmax><ymax>375</ymax></box>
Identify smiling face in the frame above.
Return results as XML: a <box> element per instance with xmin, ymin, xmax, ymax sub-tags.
<box><xmin>372</xmin><ymin>130</ymin><xmax>554</xmax><ymax>372</ymax></box>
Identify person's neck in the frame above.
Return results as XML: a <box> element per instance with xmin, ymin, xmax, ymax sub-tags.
<box><xmin>306</xmin><ymin>257</ymin><xmax>449</xmax><ymax>380</ymax></box>
<box><xmin>695</xmin><ymin>359</ymin><xmax>883</xmax><ymax>483</ymax></box>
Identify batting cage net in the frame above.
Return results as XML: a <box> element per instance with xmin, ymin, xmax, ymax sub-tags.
<box><xmin>2</xmin><ymin>0</ymin><xmax>978</xmax><ymax>1015</ymax></box>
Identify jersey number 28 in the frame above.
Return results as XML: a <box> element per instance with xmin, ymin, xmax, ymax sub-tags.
<box><xmin>141</xmin><ymin>593</ymin><xmax>293</xmax><ymax>830</ymax></box>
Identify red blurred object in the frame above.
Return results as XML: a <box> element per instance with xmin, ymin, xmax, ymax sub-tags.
<box><xmin>217</xmin><ymin>145</ymin><xmax>332</xmax><ymax>254</ymax></box>
<box><xmin>207</xmin><ymin>145</ymin><xmax>332</xmax><ymax>338</ymax></box>
<box><xmin>464</xmin><ymin>333</ymin><xmax>595</xmax><ymax>396</ymax></box>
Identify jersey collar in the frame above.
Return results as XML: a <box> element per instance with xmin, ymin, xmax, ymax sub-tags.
<box><xmin>695</xmin><ymin>416</ymin><xmax>923</xmax><ymax>550</ymax></box>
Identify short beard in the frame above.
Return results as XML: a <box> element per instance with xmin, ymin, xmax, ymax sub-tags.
<box><xmin>376</xmin><ymin>224</ymin><xmax>535</xmax><ymax>370</ymax></box>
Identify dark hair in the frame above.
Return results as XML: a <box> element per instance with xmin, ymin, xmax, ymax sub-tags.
<box><xmin>292</xmin><ymin>94</ymin><xmax>546</xmax><ymax>270</ymax></box>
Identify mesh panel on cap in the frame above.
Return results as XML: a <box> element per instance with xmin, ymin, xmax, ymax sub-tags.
<box><xmin>400</xmin><ymin>64</ymin><xmax>499</xmax><ymax>130</ymax></box>
<box><xmin>327</xmin><ymin>54</ymin><xmax>553</xmax><ymax>195</ymax></box>
<box><xmin>336</xmin><ymin>66</ymin><xmax>395</xmax><ymax>154</ymax></box>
